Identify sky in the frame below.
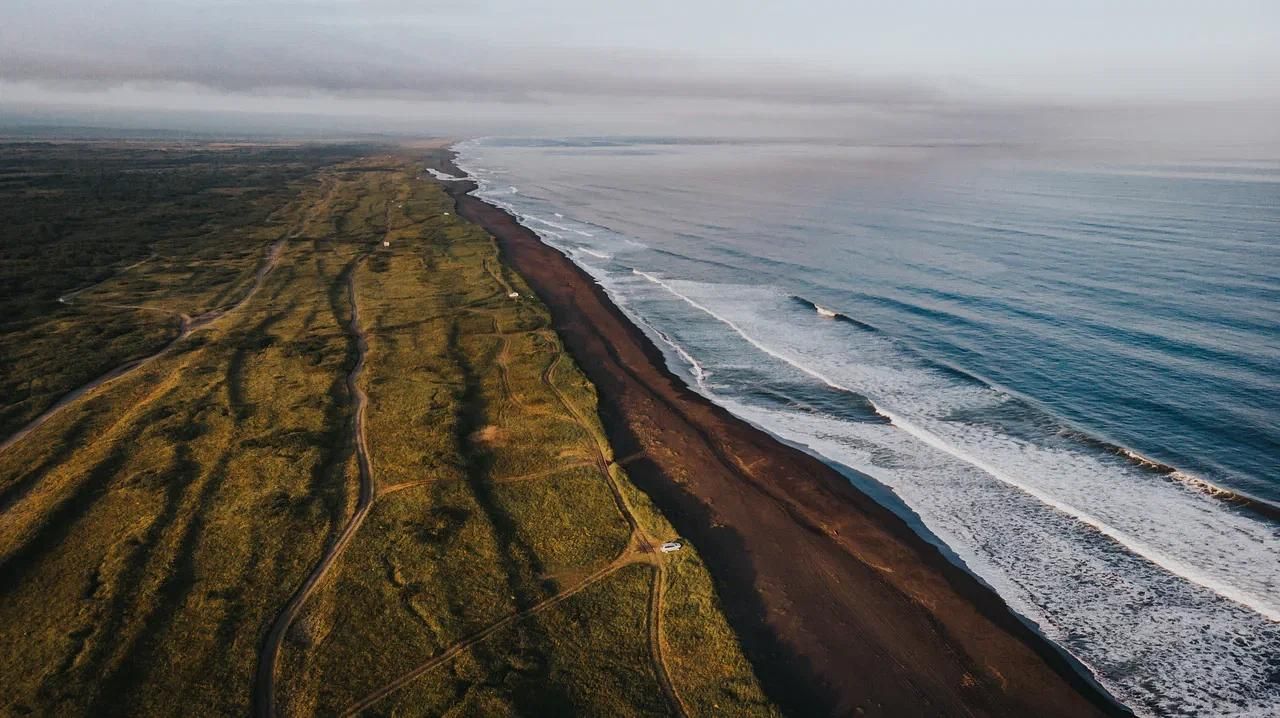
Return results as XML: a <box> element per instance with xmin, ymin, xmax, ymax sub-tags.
<box><xmin>2</xmin><ymin>0</ymin><xmax>1278</xmax><ymax>154</ymax></box>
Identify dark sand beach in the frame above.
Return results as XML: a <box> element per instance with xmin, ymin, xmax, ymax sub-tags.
<box><xmin>424</xmin><ymin>148</ymin><xmax>1129</xmax><ymax>717</ymax></box>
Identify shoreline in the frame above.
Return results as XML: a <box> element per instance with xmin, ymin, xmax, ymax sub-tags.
<box><xmin>425</xmin><ymin>148</ymin><xmax>1130</xmax><ymax>717</ymax></box>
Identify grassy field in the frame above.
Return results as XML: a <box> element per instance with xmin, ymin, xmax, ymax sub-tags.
<box><xmin>0</xmin><ymin>141</ymin><xmax>367</xmax><ymax>442</ymax></box>
<box><xmin>0</xmin><ymin>143</ymin><xmax>779</xmax><ymax>717</ymax></box>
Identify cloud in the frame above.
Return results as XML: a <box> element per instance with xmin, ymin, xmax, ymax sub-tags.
<box><xmin>0</xmin><ymin>14</ymin><xmax>946</xmax><ymax>109</ymax></box>
<box><xmin>2</xmin><ymin>0</ymin><xmax>1276</xmax><ymax>155</ymax></box>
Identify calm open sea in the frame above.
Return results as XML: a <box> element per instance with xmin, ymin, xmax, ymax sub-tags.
<box><xmin>455</xmin><ymin>138</ymin><xmax>1280</xmax><ymax>717</ymax></box>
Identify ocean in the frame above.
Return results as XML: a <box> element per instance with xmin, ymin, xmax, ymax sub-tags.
<box><xmin>453</xmin><ymin>138</ymin><xmax>1280</xmax><ymax>717</ymax></box>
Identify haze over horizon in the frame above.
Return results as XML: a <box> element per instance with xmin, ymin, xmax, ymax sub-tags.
<box><xmin>2</xmin><ymin>0</ymin><xmax>1279</xmax><ymax>156</ymax></box>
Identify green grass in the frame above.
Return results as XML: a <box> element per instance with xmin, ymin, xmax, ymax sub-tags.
<box><xmin>0</xmin><ymin>146</ymin><xmax>779</xmax><ymax>717</ymax></box>
<box><xmin>0</xmin><ymin>149</ymin><xmax>363</xmax><ymax>715</ymax></box>
<box><xmin>0</xmin><ymin>140</ymin><xmax>371</xmax><ymax>439</ymax></box>
<box><xmin>384</xmin><ymin>563</ymin><xmax>671</xmax><ymax>717</ymax></box>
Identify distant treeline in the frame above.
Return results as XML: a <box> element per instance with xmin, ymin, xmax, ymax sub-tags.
<box><xmin>0</xmin><ymin>142</ymin><xmax>375</xmax><ymax>322</ymax></box>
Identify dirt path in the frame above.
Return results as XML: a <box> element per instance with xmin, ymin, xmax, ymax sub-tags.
<box><xmin>379</xmin><ymin>461</ymin><xmax>594</xmax><ymax>497</ymax></box>
<box><xmin>542</xmin><ymin>352</ymin><xmax>651</xmax><ymax>551</ymax></box>
<box><xmin>339</xmin><ymin>555</ymin><xmax>632</xmax><ymax>717</ymax></box>
<box><xmin>253</xmin><ymin>259</ymin><xmax>374</xmax><ymax>718</ymax></box>
<box><xmin>56</xmin><ymin>252</ymin><xmax>159</xmax><ymax>305</ymax></box>
<box><xmin>495</xmin><ymin>336</ymin><xmax>518</xmax><ymax>421</ymax></box>
<box><xmin>648</xmin><ymin>562</ymin><xmax>689</xmax><ymax>718</ymax></box>
<box><xmin>482</xmin><ymin>249</ymin><xmax>516</xmax><ymax>297</ymax></box>
<box><xmin>492</xmin><ymin>333</ymin><xmax>582</xmax><ymax>427</ymax></box>
<box><xmin>337</xmin><ymin>340</ymin><xmax>686</xmax><ymax>717</ymax></box>
<box><xmin>0</xmin><ymin>238</ymin><xmax>286</xmax><ymax>456</ymax></box>
<box><xmin>541</xmin><ymin>349</ymin><xmax>686</xmax><ymax>716</ymax></box>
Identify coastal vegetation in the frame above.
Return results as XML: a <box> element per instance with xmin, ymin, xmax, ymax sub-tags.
<box><xmin>0</xmin><ymin>141</ymin><xmax>365</xmax><ymax>442</ymax></box>
<box><xmin>0</xmin><ymin>142</ymin><xmax>777</xmax><ymax>717</ymax></box>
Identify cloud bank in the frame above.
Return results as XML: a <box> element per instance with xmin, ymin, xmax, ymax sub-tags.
<box><xmin>2</xmin><ymin>0</ymin><xmax>1277</xmax><ymax>154</ymax></box>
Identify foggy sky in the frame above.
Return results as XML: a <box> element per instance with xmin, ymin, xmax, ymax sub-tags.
<box><xmin>2</xmin><ymin>0</ymin><xmax>1278</xmax><ymax>154</ymax></box>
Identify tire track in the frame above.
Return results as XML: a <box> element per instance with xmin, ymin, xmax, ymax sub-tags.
<box><xmin>649</xmin><ymin>563</ymin><xmax>689</xmax><ymax>718</ymax></box>
<box><xmin>542</xmin><ymin>352</ymin><xmax>648</xmax><ymax>549</ymax></box>
<box><xmin>0</xmin><ymin>238</ymin><xmax>286</xmax><ymax>457</ymax></box>
<box><xmin>335</xmin><ymin>341</ymin><xmax>684</xmax><ymax>716</ymax></box>
<box><xmin>541</xmin><ymin>349</ymin><xmax>687</xmax><ymax>717</ymax></box>
<box><xmin>253</xmin><ymin>258</ymin><xmax>373</xmax><ymax>718</ymax></box>
<box><xmin>378</xmin><ymin>461</ymin><xmax>593</xmax><ymax>497</ymax></box>
<box><xmin>339</xmin><ymin>557</ymin><xmax>631</xmax><ymax>717</ymax></box>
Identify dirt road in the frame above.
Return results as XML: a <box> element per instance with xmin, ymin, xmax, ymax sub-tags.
<box><xmin>253</xmin><ymin>260</ymin><xmax>374</xmax><ymax>718</ymax></box>
<box><xmin>0</xmin><ymin>239</ymin><xmax>285</xmax><ymax>456</ymax></box>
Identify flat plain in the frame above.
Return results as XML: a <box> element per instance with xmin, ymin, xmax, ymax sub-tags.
<box><xmin>0</xmin><ymin>141</ymin><xmax>776</xmax><ymax>717</ymax></box>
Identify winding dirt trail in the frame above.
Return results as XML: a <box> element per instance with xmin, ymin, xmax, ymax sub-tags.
<box><xmin>648</xmin><ymin>562</ymin><xmax>688</xmax><ymax>718</ymax></box>
<box><xmin>542</xmin><ymin>352</ymin><xmax>651</xmax><ymax>552</ymax></box>
<box><xmin>338</xmin><ymin>339</ymin><xmax>686</xmax><ymax>717</ymax></box>
<box><xmin>253</xmin><ymin>259</ymin><xmax>374</xmax><ymax>718</ymax></box>
<box><xmin>0</xmin><ymin>239</ymin><xmax>285</xmax><ymax>456</ymax></box>
<box><xmin>56</xmin><ymin>252</ymin><xmax>159</xmax><ymax>305</ymax></box>
<box><xmin>538</xmin><ymin>349</ymin><xmax>687</xmax><ymax>717</ymax></box>
<box><xmin>481</xmin><ymin>257</ymin><xmax>514</xmax><ymax>297</ymax></box>
<box><xmin>2</xmin><ymin>175</ymin><xmax>334</xmax><ymax>459</ymax></box>
<box><xmin>537</xmin><ymin>350</ymin><xmax>691</xmax><ymax>711</ymax></box>
<box><xmin>492</xmin><ymin>333</ymin><xmax>581</xmax><ymax>426</ymax></box>
<box><xmin>494</xmin><ymin>336</ymin><xmax>519</xmax><ymax>421</ymax></box>
<box><xmin>257</xmin><ymin>179</ymin><xmax>684</xmax><ymax>716</ymax></box>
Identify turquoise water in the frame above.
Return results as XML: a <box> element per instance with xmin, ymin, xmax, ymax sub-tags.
<box><xmin>456</xmin><ymin>138</ymin><xmax>1280</xmax><ymax>716</ymax></box>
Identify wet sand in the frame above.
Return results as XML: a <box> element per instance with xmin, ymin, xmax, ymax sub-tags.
<box><xmin>425</xmin><ymin>148</ymin><xmax>1129</xmax><ymax>717</ymax></box>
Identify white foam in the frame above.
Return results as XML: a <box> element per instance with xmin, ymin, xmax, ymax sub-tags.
<box><xmin>626</xmin><ymin>277</ymin><xmax>1280</xmax><ymax>716</ymax></box>
<box><xmin>634</xmin><ymin>275</ymin><xmax>1280</xmax><ymax>622</ymax></box>
<box><xmin>452</xmin><ymin>138</ymin><xmax>1280</xmax><ymax>716</ymax></box>
<box><xmin>718</xmin><ymin>395</ymin><xmax>1280</xmax><ymax>717</ymax></box>
<box><xmin>531</xmin><ymin>216</ymin><xmax>573</xmax><ymax>232</ymax></box>
<box><xmin>468</xmin><ymin>175</ymin><xmax>645</xmax><ymax>259</ymax></box>
<box><xmin>426</xmin><ymin>168</ymin><xmax>468</xmax><ymax>181</ymax></box>
<box><xmin>640</xmin><ymin>317</ymin><xmax>710</xmax><ymax>390</ymax></box>
<box><xmin>576</xmin><ymin>247</ymin><xmax>610</xmax><ymax>259</ymax></box>
<box><xmin>880</xmin><ymin>407</ymin><xmax>1280</xmax><ymax>622</ymax></box>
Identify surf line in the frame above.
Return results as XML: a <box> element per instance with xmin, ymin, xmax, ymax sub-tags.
<box><xmin>631</xmin><ymin>269</ymin><xmax>1280</xmax><ymax>624</ymax></box>
<box><xmin>630</xmin><ymin>309</ymin><xmax>711</xmax><ymax>392</ymax></box>
<box><xmin>426</xmin><ymin>168</ymin><xmax>469</xmax><ymax>182</ymax></box>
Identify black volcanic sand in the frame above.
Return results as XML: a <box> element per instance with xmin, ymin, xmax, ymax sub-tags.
<box><xmin>424</xmin><ymin>148</ymin><xmax>1129</xmax><ymax>718</ymax></box>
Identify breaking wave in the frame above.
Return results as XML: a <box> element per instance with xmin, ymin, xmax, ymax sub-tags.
<box><xmin>453</xmin><ymin>137</ymin><xmax>1280</xmax><ymax>716</ymax></box>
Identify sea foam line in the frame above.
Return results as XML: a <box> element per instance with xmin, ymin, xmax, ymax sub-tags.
<box><xmin>638</xmin><ymin>317</ymin><xmax>710</xmax><ymax>391</ymax></box>
<box><xmin>631</xmin><ymin>269</ymin><xmax>1280</xmax><ymax>623</ymax></box>
<box><xmin>426</xmin><ymin>168</ymin><xmax>469</xmax><ymax>182</ymax></box>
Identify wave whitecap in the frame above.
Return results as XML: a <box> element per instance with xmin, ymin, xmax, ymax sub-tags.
<box><xmin>426</xmin><ymin>168</ymin><xmax>469</xmax><ymax>182</ymax></box>
<box><xmin>639</xmin><ymin>275</ymin><xmax>1280</xmax><ymax>623</ymax></box>
<box><xmin>454</xmin><ymin>136</ymin><xmax>1280</xmax><ymax>716</ymax></box>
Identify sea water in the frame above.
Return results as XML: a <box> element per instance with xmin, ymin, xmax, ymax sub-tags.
<box><xmin>455</xmin><ymin>138</ymin><xmax>1280</xmax><ymax>717</ymax></box>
